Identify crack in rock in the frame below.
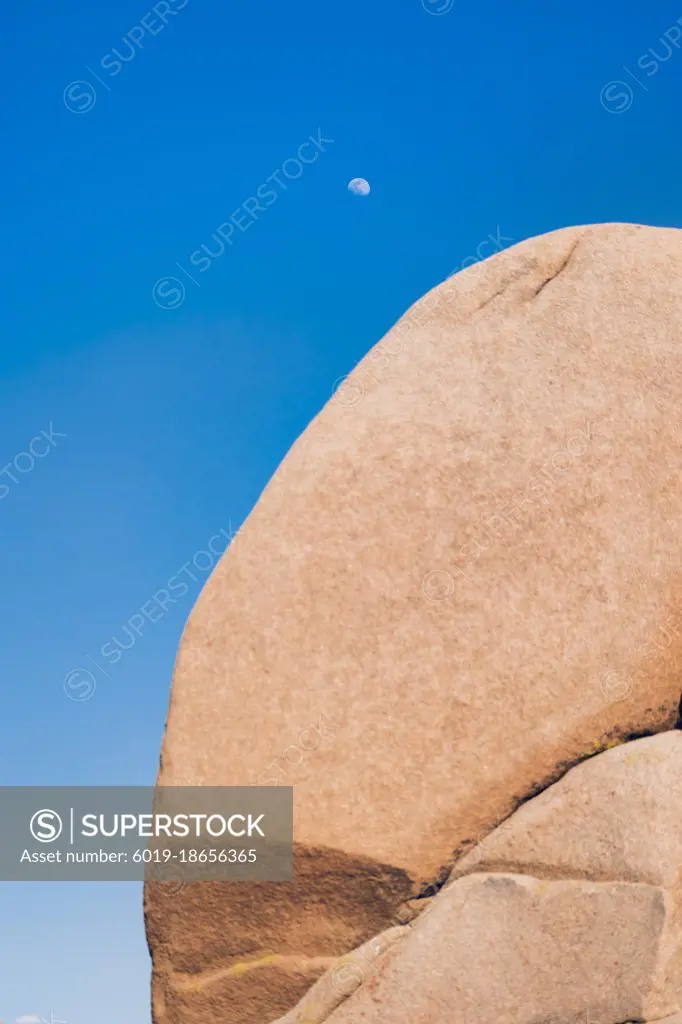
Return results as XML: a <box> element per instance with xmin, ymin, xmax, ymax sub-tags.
<box><xmin>468</xmin><ymin>234</ymin><xmax>584</xmax><ymax>323</ymax></box>
<box><xmin>529</xmin><ymin>238</ymin><xmax>581</xmax><ymax>300</ymax></box>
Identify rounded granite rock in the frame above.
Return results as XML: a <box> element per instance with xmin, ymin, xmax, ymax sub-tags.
<box><xmin>146</xmin><ymin>223</ymin><xmax>682</xmax><ymax>1024</ymax></box>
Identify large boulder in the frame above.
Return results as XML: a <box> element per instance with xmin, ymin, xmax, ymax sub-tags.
<box><xmin>146</xmin><ymin>223</ymin><xmax>682</xmax><ymax>1024</ymax></box>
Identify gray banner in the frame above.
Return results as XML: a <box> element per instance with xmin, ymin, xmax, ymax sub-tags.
<box><xmin>0</xmin><ymin>787</ymin><xmax>293</xmax><ymax>881</ymax></box>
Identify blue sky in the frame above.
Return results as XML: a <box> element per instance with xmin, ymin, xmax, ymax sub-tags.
<box><xmin>2</xmin><ymin>0</ymin><xmax>682</xmax><ymax>1021</ymax></box>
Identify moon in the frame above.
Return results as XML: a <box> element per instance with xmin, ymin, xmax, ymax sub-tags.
<box><xmin>348</xmin><ymin>177</ymin><xmax>371</xmax><ymax>196</ymax></box>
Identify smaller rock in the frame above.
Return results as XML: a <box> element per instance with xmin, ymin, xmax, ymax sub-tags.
<box><xmin>325</xmin><ymin>874</ymin><xmax>676</xmax><ymax>1024</ymax></box>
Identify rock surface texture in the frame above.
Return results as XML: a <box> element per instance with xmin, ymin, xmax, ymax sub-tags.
<box><xmin>145</xmin><ymin>223</ymin><xmax>682</xmax><ymax>1024</ymax></box>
